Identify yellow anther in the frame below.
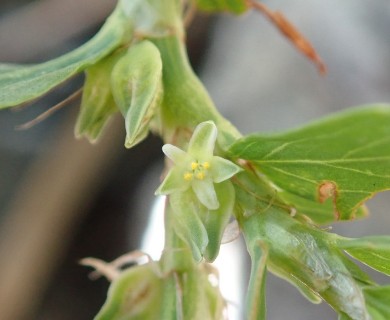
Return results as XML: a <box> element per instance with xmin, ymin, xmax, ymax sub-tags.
<box><xmin>191</xmin><ymin>162</ymin><xmax>199</xmax><ymax>170</ymax></box>
<box><xmin>184</xmin><ymin>172</ymin><xmax>193</xmax><ymax>181</ymax></box>
<box><xmin>203</xmin><ymin>162</ymin><xmax>210</xmax><ymax>169</ymax></box>
<box><xmin>196</xmin><ymin>172</ymin><xmax>205</xmax><ymax>180</ymax></box>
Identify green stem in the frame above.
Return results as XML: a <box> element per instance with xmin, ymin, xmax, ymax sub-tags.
<box><xmin>161</xmin><ymin>199</ymin><xmax>194</xmax><ymax>274</ymax></box>
<box><xmin>150</xmin><ymin>33</ymin><xmax>241</xmax><ymax>149</ymax></box>
<box><xmin>160</xmin><ymin>200</ymin><xmax>194</xmax><ymax>319</ymax></box>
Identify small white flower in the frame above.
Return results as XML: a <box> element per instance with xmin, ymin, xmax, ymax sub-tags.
<box><xmin>155</xmin><ymin>121</ymin><xmax>242</xmax><ymax>210</ymax></box>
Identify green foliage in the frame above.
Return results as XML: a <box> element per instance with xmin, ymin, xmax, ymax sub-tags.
<box><xmin>75</xmin><ymin>51</ymin><xmax>124</xmax><ymax>141</ymax></box>
<box><xmin>111</xmin><ymin>40</ymin><xmax>163</xmax><ymax>148</ymax></box>
<box><xmin>194</xmin><ymin>0</ymin><xmax>248</xmax><ymax>14</ymax></box>
<box><xmin>363</xmin><ymin>286</ymin><xmax>390</xmax><ymax>319</ymax></box>
<box><xmin>229</xmin><ymin>105</ymin><xmax>390</xmax><ymax>220</ymax></box>
<box><xmin>238</xmin><ymin>207</ymin><xmax>375</xmax><ymax>320</ymax></box>
<box><xmin>95</xmin><ymin>259</ymin><xmax>225</xmax><ymax>320</ymax></box>
<box><xmin>0</xmin><ymin>1</ymin><xmax>133</xmax><ymax>109</ymax></box>
<box><xmin>1</xmin><ymin>0</ymin><xmax>389</xmax><ymax>319</ymax></box>
<box><xmin>338</xmin><ymin>236</ymin><xmax>390</xmax><ymax>276</ymax></box>
<box><xmin>278</xmin><ymin>190</ymin><xmax>368</xmax><ymax>225</ymax></box>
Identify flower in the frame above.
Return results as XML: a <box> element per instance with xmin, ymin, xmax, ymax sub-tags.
<box><xmin>155</xmin><ymin>121</ymin><xmax>242</xmax><ymax>210</ymax></box>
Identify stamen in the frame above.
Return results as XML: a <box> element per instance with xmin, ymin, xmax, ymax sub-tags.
<box><xmin>203</xmin><ymin>162</ymin><xmax>210</xmax><ymax>169</ymax></box>
<box><xmin>184</xmin><ymin>172</ymin><xmax>193</xmax><ymax>181</ymax></box>
<box><xmin>196</xmin><ymin>172</ymin><xmax>205</xmax><ymax>180</ymax></box>
<box><xmin>191</xmin><ymin>162</ymin><xmax>199</xmax><ymax>170</ymax></box>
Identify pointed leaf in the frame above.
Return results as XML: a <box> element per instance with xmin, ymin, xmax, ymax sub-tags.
<box><xmin>0</xmin><ymin>1</ymin><xmax>133</xmax><ymax>109</ymax></box>
<box><xmin>203</xmin><ymin>181</ymin><xmax>235</xmax><ymax>261</ymax></box>
<box><xmin>75</xmin><ymin>51</ymin><xmax>124</xmax><ymax>141</ymax></box>
<box><xmin>229</xmin><ymin>105</ymin><xmax>390</xmax><ymax>220</ymax></box>
<box><xmin>111</xmin><ymin>40</ymin><xmax>162</xmax><ymax>148</ymax></box>
<box><xmin>338</xmin><ymin>236</ymin><xmax>390</xmax><ymax>276</ymax></box>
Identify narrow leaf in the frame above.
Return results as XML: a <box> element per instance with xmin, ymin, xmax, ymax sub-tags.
<box><xmin>0</xmin><ymin>1</ymin><xmax>133</xmax><ymax>109</ymax></box>
<box><xmin>229</xmin><ymin>105</ymin><xmax>390</xmax><ymax>220</ymax></box>
<box><xmin>111</xmin><ymin>40</ymin><xmax>162</xmax><ymax>148</ymax></box>
<box><xmin>338</xmin><ymin>236</ymin><xmax>390</xmax><ymax>276</ymax></box>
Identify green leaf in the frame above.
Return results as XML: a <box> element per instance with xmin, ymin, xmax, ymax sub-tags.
<box><xmin>0</xmin><ymin>64</ymin><xmax>22</xmax><ymax>73</ymax></box>
<box><xmin>238</xmin><ymin>207</ymin><xmax>371</xmax><ymax>319</ymax></box>
<box><xmin>202</xmin><ymin>181</ymin><xmax>235</xmax><ymax>262</ymax></box>
<box><xmin>229</xmin><ymin>105</ymin><xmax>390</xmax><ymax>220</ymax></box>
<box><xmin>363</xmin><ymin>286</ymin><xmax>390</xmax><ymax>320</ymax></box>
<box><xmin>279</xmin><ymin>191</ymin><xmax>369</xmax><ymax>225</ymax></box>
<box><xmin>110</xmin><ymin>40</ymin><xmax>162</xmax><ymax>148</ymax></box>
<box><xmin>194</xmin><ymin>0</ymin><xmax>248</xmax><ymax>14</ymax></box>
<box><xmin>337</xmin><ymin>236</ymin><xmax>390</xmax><ymax>276</ymax></box>
<box><xmin>0</xmin><ymin>0</ymin><xmax>133</xmax><ymax>109</ymax></box>
<box><xmin>233</xmin><ymin>170</ymin><xmax>281</xmax><ymax>218</ymax></box>
<box><xmin>75</xmin><ymin>51</ymin><xmax>124</xmax><ymax>142</ymax></box>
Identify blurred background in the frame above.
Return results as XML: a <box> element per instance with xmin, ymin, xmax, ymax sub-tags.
<box><xmin>0</xmin><ymin>0</ymin><xmax>389</xmax><ymax>319</ymax></box>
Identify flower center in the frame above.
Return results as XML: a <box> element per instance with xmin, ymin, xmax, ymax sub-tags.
<box><xmin>183</xmin><ymin>161</ymin><xmax>210</xmax><ymax>181</ymax></box>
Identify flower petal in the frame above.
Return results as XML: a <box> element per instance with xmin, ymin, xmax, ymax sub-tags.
<box><xmin>192</xmin><ymin>179</ymin><xmax>219</xmax><ymax>210</ymax></box>
<box><xmin>188</xmin><ymin>121</ymin><xmax>217</xmax><ymax>159</ymax></box>
<box><xmin>162</xmin><ymin>144</ymin><xmax>188</xmax><ymax>164</ymax></box>
<box><xmin>155</xmin><ymin>168</ymin><xmax>190</xmax><ymax>195</ymax></box>
<box><xmin>211</xmin><ymin>156</ymin><xmax>242</xmax><ymax>183</ymax></box>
